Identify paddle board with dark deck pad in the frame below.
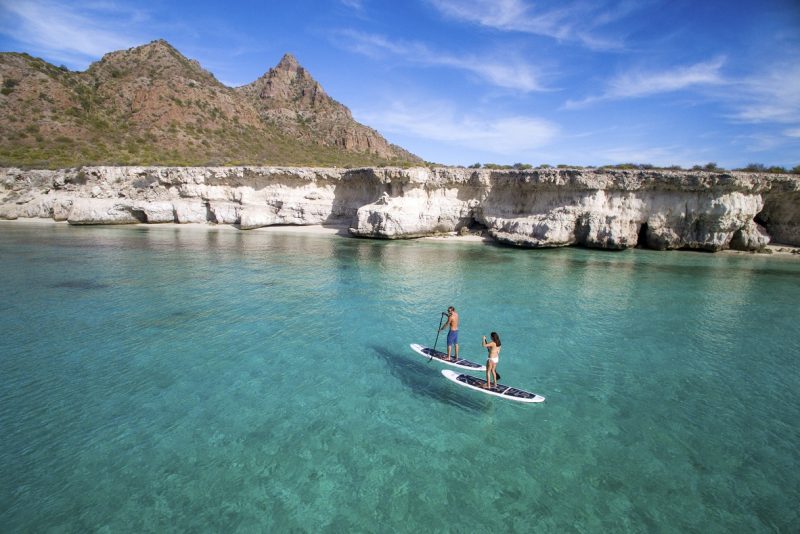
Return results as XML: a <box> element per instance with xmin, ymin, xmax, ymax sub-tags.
<box><xmin>409</xmin><ymin>343</ymin><xmax>486</xmax><ymax>371</ymax></box>
<box><xmin>441</xmin><ymin>369</ymin><xmax>545</xmax><ymax>403</ymax></box>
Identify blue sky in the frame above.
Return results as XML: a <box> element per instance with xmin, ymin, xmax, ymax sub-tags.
<box><xmin>1</xmin><ymin>0</ymin><xmax>798</xmax><ymax>168</ymax></box>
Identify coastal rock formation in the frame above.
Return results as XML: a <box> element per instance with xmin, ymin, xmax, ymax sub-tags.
<box><xmin>757</xmin><ymin>182</ymin><xmax>800</xmax><ymax>247</ymax></box>
<box><xmin>350</xmin><ymin>168</ymin><xmax>797</xmax><ymax>250</ymax></box>
<box><xmin>1</xmin><ymin>166</ymin><xmax>798</xmax><ymax>251</ymax></box>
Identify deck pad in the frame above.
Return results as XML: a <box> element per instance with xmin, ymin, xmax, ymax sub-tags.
<box><xmin>410</xmin><ymin>343</ymin><xmax>486</xmax><ymax>371</ymax></box>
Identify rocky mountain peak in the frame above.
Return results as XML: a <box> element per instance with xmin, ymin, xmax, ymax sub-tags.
<box><xmin>275</xmin><ymin>53</ymin><xmax>301</xmax><ymax>72</ymax></box>
<box><xmin>240</xmin><ymin>53</ymin><xmax>331</xmax><ymax>111</ymax></box>
<box><xmin>232</xmin><ymin>53</ymin><xmax>420</xmax><ymax>161</ymax></box>
<box><xmin>88</xmin><ymin>39</ymin><xmax>219</xmax><ymax>85</ymax></box>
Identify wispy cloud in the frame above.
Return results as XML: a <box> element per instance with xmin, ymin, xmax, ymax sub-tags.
<box><xmin>732</xmin><ymin>133</ymin><xmax>790</xmax><ymax>154</ymax></box>
<box><xmin>728</xmin><ymin>63</ymin><xmax>800</xmax><ymax>125</ymax></box>
<box><xmin>606</xmin><ymin>57</ymin><xmax>726</xmax><ymax>97</ymax></box>
<box><xmin>356</xmin><ymin>99</ymin><xmax>558</xmax><ymax>154</ymax></box>
<box><xmin>340</xmin><ymin>0</ymin><xmax>365</xmax><ymax>10</ymax></box>
<box><xmin>564</xmin><ymin>57</ymin><xmax>727</xmax><ymax>108</ymax></box>
<box><xmin>0</xmin><ymin>0</ymin><xmax>145</xmax><ymax>67</ymax></box>
<box><xmin>333</xmin><ymin>29</ymin><xmax>547</xmax><ymax>92</ymax></box>
<box><xmin>428</xmin><ymin>0</ymin><xmax>640</xmax><ymax>50</ymax></box>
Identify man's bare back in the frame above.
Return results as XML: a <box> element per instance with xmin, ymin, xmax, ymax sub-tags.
<box><xmin>447</xmin><ymin>310</ymin><xmax>459</xmax><ymax>331</ymax></box>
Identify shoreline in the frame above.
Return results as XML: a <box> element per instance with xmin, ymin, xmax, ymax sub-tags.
<box><xmin>1</xmin><ymin>218</ymin><xmax>798</xmax><ymax>258</ymax></box>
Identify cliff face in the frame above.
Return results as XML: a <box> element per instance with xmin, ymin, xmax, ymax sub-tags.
<box><xmin>348</xmin><ymin>168</ymin><xmax>799</xmax><ymax>251</ymax></box>
<box><xmin>1</xmin><ymin>166</ymin><xmax>798</xmax><ymax>251</ymax></box>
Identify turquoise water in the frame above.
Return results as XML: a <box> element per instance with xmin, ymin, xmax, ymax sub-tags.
<box><xmin>1</xmin><ymin>222</ymin><xmax>798</xmax><ymax>533</ymax></box>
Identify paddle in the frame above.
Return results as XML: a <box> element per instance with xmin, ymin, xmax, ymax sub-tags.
<box><xmin>431</xmin><ymin>311</ymin><xmax>447</xmax><ymax>362</ymax></box>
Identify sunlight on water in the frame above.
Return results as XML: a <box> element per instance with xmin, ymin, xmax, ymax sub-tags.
<box><xmin>1</xmin><ymin>223</ymin><xmax>798</xmax><ymax>532</ymax></box>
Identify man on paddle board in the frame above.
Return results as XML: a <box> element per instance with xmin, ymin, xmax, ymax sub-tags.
<box><xmin>438</xmin><ymin>306</ymin><xmax>459</xmax><ymax>361</ymax></box>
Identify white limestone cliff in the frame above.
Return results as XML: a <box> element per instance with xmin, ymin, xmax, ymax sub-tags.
<box><xmin>1</xmin><ymin>166</ymin><xmax>798</xmax><ymax>251</ymax></box>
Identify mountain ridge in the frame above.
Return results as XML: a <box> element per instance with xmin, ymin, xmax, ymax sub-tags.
<box><xmin>0</xmin><ymin>40</ymin><xmax>422</xmax><ymax>168</ymax></box>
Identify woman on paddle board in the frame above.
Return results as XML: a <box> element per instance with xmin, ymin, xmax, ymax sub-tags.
<box><xmin>482</xmin><ymin>332</ymin><xmax>501</xmax><ymax>389</ymax></box>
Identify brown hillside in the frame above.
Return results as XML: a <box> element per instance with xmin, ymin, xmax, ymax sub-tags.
<box><xmin>238</xmin><ymin>53</ymin><xmax>417</xmax><ymax>161</ymax></box>
<box><xmin>0</xmin><ymin>40</ymin><xmax>422</xmax><ymax>168</ymax></box>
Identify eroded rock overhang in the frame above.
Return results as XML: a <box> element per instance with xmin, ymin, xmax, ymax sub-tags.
<box><xmin>1</xmin><ymin>166</ymin><xmax>798</xmax><ymax>251</ymax></box>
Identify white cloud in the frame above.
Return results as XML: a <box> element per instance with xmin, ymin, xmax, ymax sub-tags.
<box><xmin>784</xmin><ymin>128</ymin><xmax>800</xmax><ymax>138</ymax></box>
<box><xmin>428</xmin><ymin>0</ymin><xmax>638</xmax><ymax>50</ymax></box>
<box><xmin>334</xmin><ymin>30</ymin><xmax>547</xmax><ymax>92</ymax></box>
<box><xmin>606</xmin><ymin>57</ymin><xmax>726</xmax><ymax>97</ymax></box>
<box><xmin>732</xmin><ymin>133</ymin><xmax>787</xmax><ymax>153</ymax></box>
<box><xmin>340</xmin><ymin>0</ymin><xmax>365</xmax><ymax>10</ymax></box>
<box><xmin>0</xmin><ymin>0</ymin><xmax>144</xmax><ymax>68</ymax></box>
<box><xmin>356</xmin><ymin>100</ymin><xmax>558</xmax><ymax>154</ymax></box>
<box><xmin>564</xmin><ymin>57</ymin><xmax>726</xmax><ymax>108</ymax></box>
<box><xmin>728</xmin><ymin>64</ymin><xmax>800</xmax><ymax>124</ymax></box>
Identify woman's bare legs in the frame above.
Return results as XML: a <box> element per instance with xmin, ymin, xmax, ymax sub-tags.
<box><xmin>484</xmin><ymin>361</ymin><xmax>495</xmax><ymax>388</ymax></box>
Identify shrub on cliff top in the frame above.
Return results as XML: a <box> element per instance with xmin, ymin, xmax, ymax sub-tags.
<box><xmin>740</xmin><ymin>163</ymin><xmax>766</xmax><ymax>172</ymax></box>
<box><xmin>739</xmin><ymin>163</ymin><xmax>791</xmax><ymax>174</ymax></box>
<box><xmin>692</xmin><ymin>162</ymin><xmax>724</xmax><ymax>172</ymax></box>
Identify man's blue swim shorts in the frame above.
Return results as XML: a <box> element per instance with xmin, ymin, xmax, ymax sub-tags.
<box><xmin>447</xmin><ymin>330</ymin><xmax>458</xmax><ymax>346</ymax></box>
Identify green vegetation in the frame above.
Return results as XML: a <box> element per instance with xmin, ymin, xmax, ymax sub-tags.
<box><xmin>2</xmin><ymin>78</ymin><xmax>18</xmax><ymax>95</ymax></box>
<box><xmin>741</xmin><ymin>163</ymin><xmax>767</xmax><ymax>172</ymax></box>
<box><xmin>0</xmin><ymin>119</ymin><xmax>419</xmax><ymax>169</ymax></box>
<box><xmin>448</xmin><ymin>161</ymin><xmax>798</xmax><ymax>173</ymax></box>
<box><xmin>737</xmin><ymin>163</ymin><xmax>793</xmax><ymax>174</ymax></box>
<box><xmin>691</xmin><ymin>162</ymin><xmax>723</xmax><ymax>172</ymax></box>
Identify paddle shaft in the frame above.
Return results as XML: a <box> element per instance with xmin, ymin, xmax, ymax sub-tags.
<box><xmin>432</xmin><ymin>312</ymin><xmax>447</xmax><ymax>358</ymax></box>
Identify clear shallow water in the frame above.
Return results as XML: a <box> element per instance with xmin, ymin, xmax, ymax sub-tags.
<box><xmin>1</xmin><ymin>222</ymin><xmax>798</xmax><ymax>533</ymax></box>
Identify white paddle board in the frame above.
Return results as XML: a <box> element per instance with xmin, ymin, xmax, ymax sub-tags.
<box><xmin>441</xmin><ymin>369</ymin><xmax>545</xmax><ymax>403</ymax></box>
<box><xmin>410</xmin><ymin>343</ymin><xmax>486</xmax><ymax>371</ymax></box>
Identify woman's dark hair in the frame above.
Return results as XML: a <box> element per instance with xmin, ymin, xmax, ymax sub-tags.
<box><xmin>491</xmin><ymin>332</ymin><xmax>501</xmax><ymax>346</ymax></box>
